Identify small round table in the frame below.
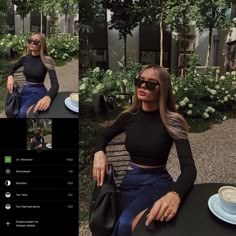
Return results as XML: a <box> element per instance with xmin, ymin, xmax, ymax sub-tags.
<box><xmin>133</xmin><ymin>183</ymin><xmax>236</xmax><ymax>236</ymax></box>
<box><xmin>27</xmin><ymin>92</ymin><xmax>78</xmax><ymax>118</ymax></box>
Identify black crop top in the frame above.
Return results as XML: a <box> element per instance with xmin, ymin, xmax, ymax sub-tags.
<box><xmin>95</xmin><ymin>109</ymin><xmax>197</xmax><ymax>198</ymax></box>
<box><xmin>8</xmin><ymin>55</ymin><xmax>59</xmax><ymax>99</ymax></box>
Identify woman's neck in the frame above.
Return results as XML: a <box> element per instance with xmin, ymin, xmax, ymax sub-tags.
<box><xmin>141</xmin><ymin>102</ymin><xmax>159</xmax><ymax>112</ymax></box>
<box><xmin>31</xmin><ymin>51</ymin><xmax>40</xmax><ymax>56</ymax></box>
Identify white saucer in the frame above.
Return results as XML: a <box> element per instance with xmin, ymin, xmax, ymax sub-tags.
<box><xmin>64</xmin><ymin>97</ymin><xmax>79</xmax><ymax>113</ymax></box>
<box><xmin>208</xmin><ymin>194</ymin><xmax>236</xmax><ymax>225</ymax></box>
<box><xmin>46</xmin><ymin>143</ymin><xmax>52</xmax><ymax>149</ymax></box>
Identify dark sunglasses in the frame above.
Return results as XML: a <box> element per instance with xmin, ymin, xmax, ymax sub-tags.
<box><xmin>134</xmin><ymin>78</ymin><xmax>160</xmax><ymax>91</ymax></box>
<box><xmin>28</xmin><ymin>38</ymin><xmax>41</xmax><ymax>46</ymax></box>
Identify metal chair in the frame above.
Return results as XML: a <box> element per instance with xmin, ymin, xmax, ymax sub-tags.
<box><xmin>13</xmin><ymin>67</ymin><xmax>26</xmax><ymax>92</ymax></box>
<box><xmin>106</xmin><ymin>138</ymin><xmax>130</xmax><ymax>188</ymax></box>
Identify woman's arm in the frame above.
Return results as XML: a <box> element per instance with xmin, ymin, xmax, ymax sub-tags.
<box><xmin>7</xmin><ymin>56</ymin><xmax>25</xmax><ymax>93</ymax></box>
<box><xmin>146</xmin><ymin>137</ymin><xmax>197</xmax><ymax>225</ymax></box>
<box><xmin>47</xmin><ymin>69</ymin><xmax>59</xmax><ymax>99</ymax></box>
<box><xmin>171</xmin><ymin>138</ymin><xmax>197</xmax><ymax>199</ymax></box>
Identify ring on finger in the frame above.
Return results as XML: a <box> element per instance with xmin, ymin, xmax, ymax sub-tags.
<box><xmin>162</xmin><ymin>213</ymin><xmax>168</xmax><ymax>221</ymax></box>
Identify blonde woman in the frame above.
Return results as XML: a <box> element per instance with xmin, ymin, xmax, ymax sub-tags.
<box><xmin>7</xmin><ymin>33</ymin><xmax>59</xmax><ymax>118</ymax></box>
<box><xmin>93</xmin><ymin>65</ymin><xmax>197</xmax><ymax>236</ymax></box>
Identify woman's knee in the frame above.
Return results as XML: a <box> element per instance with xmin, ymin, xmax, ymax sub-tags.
<box><xmin>132</xmin><ymin>208</ymin><xmax>148</xmax><ymax>232</ymax></box>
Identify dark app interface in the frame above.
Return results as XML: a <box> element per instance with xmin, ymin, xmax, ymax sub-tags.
<box><xmin>0</xmin><ymin>119</ymin><xmax>78</xmax><ymax>235</ymax></box>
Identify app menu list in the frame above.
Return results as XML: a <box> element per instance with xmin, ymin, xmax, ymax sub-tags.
<box><xmin>0</xmin><ymin>150</ymin><xmax>78</xmax><ymax>235</ymax></box>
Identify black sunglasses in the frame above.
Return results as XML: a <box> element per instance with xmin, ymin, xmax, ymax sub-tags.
<box><xmin>28</xmin><ymin>38</ymin><xmax>41</xmax><ymax>46</ymax></box>
<box><xmin>134</xmin><ymin>78</ymin><xmax>160</xmax><ymax>91</ymax></box>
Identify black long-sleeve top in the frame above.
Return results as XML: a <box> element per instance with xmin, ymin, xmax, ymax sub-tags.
<box><xmin>8</xmin><ymin>55</ymin><xmax>59</xmax><ymax>99</ymax></box>
<box><xmin>95</xmin><ymin>109</ymin><xmax>197</xmax><ymax>199</ymax></box>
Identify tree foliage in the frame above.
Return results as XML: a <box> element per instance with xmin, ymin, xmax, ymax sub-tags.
<box><xmin>101</xmin><ymin>0</ymin><xmax>141</xmax><ymax>66</ymax></box>
<box><xmin>194</xmin><ymin>0</ymin><xmax>234</xmax><ymax>66</ymax></box>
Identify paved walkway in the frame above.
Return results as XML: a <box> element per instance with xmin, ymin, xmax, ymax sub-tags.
<box><xmin>0</xmin><ymin>59</ymin><xmax>78</xmax><ymax>118</ymax></box>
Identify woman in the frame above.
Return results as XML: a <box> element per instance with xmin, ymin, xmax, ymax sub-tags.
<box><xmin>7</xmin><ymin>33</ymin><xmax>59</xmax><ymax>118</ymax></box>
<box><xmin>30</xmin><ymin>127</ymin><xmax>44</xmax><ymax>150</ymax></box>
<box><xmin>93</xmin><ymin>65</ymin><xmax>197</xmax><ymax>236</ymax></box>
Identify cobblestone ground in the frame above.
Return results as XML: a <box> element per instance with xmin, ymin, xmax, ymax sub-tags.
<box><xmin>0</xmin><ymin>59</ymin><xmax>78</xmax><ymax>118</ymax></box>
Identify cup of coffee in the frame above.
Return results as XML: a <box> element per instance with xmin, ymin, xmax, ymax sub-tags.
<box><xmin>70</xmin><ymin>93</ymin><xmax>79</xmax><ymax>107</ymax></box>
<box><xmin>218</xmin><ymin>186</ymin><xmax>236</xmax><ymax>214</ymax></box>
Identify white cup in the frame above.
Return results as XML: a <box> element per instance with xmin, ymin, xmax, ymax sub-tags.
<box><xmin>218</xmin><ymin>186</ymin><xmax>236</xmax><ymax>214</ymax></box>
<box><xmin>69</xmin><ymin>93</ymin><xmax>78</xmax><ymax>107</ymax></box>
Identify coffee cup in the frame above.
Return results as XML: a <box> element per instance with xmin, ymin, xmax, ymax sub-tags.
<box><xmin>70</xmin><ymin>93</ymin><xmax>79</xmax><ymax>107</ymax></box>
<box><xmin>218</xmin><ymin>186</ymin><xmax>236</xmax><ymax>214</ymax></box>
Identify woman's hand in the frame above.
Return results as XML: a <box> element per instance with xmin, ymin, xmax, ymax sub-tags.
<box><xmin>7</xmin><ymin>75</ymin><xmax>14</xmax><ymax>93</ymax></box>
<box><xmin>93</xmin><ymin>151</ymin><xmax>108</xmax><ymax>186</ymax></box>
<box><xmin>34</xmin><ymin>96</ymin><xmax>51</xmax><ymax>112</ymax></box>
<box><xmin>145</xmin><ymin>191</ymin><xmax>181</xmax><ymax>226</ymax></box>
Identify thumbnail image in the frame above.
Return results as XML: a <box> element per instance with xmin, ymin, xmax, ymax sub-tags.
<box><xmin>27</xmin><ymin>119</ymin><xmax>52</xmax><ymax>150</ymax></box>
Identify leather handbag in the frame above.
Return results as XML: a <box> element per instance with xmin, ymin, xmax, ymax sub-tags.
<box><xmin>5</xmin><ymin>83</ymin><xmax>20</xmax><ymax>118</ymax></box>
<box><xmin>89</xmin><ymin>164</ymin><xmax>120</xmax><ymax>236</ymax></box>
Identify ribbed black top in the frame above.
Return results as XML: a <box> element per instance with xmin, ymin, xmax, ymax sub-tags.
<box><xmin>8</xmin><ymin>55</ymin><xmax>59</xmax><ymax>99</ymax></box>
<box><xmin>95</xmin><ymin>109</ymin><xmax>197</xmax><ymax>198</ymax></box>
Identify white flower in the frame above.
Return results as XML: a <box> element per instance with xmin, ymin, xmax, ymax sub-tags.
<box><xmin>105</xmin><ymin>69</ymin><xmax>113</xmax><ymax>76</ymax></box>
<box><xmin>179</xmin><ymin>101</ymin><xmax>186</xmax><ymax>107</ymax></box>
<box><xmin>203</xmin><ymin>112</ymin><xmax>209</xmax><ymax>119</ymax></box>
<box><xmin>222</xmin><ymin>116</ymin><xmax>227</xmax><ymax>121</ymax></box>
<box><xmin>232</xmin><ymin>81</ymin><xmax>236</xmax><ymax>85</ymax></box>
<box><xmin>175</xmin><ymin>105</ymin><xmax>179</xmax><ymax>110</ymax></box>
<box><xmin>226</xmin><ymin>72</ymin><xmax>230</xmax><ymax>76</ymax></box>
<box><xmin>93</xmin><ymin>67</ymin><xmax>100</xmax><ymax>73</ymax></box>
<box><xmin>79</xmin><ymin>83</ymin><xmax>86</xmax><ymax>91</ymax></box>
<box><xmin>210</xmin><ymin>95</ymin><xmax>214</xmax><ymax>99</ymax></box>
<box><xmin>209</xmin><ymin>89</ymin><xmax>217</xmax><ymax>95</ymax></box>
<box><xmin>220</xmin><ymin>76</ymin><xmax>225</xmax><ymax>80</ymax></box>
<box><xmin>188</xmin><ymin>104</ymin><xmax>193</xmax><ymax>108</ymax></box>
<box><xmin>231</xmin><ymin>71</ymin><xmax>236</xmax><ymax>75</ymax></box>
<box><xmin>187</xmin><ymin>110</ymin><xmax>192</xmax><ymax>115</ymax></box>
<box><xmin>122</xmin><ymin>79</ymin><xmax>128</xmax><ymax>86</ymax></box>
<box><xmin>224</xmin><ymin>96</ymin><xmax>228</xmax><ymax>102</ymax></box>
<box><xmin>215</xmin><ymin>85</ymin><xmax>220</xmax><ymax>89</ymax></box>
<box><xmin>221</xmin><ymin>87</ymin><xmax>225</xmax><ymax>91</ymax></box>
<box><xmin>183</xmin><ymin>97</ymin><xmax>189</xmax><ymax>103</ymax></box>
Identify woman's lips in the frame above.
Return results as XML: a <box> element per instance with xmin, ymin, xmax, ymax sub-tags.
<box><xmin>138</xmin><ymin>90</ymin><xmax>147</xmax><ymax>96</ymax></box>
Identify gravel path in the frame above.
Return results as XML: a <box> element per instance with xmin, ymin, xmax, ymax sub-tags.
<box><xmin>79</xmin><ymin>117</ymin><xmax>236</xmax><ymax>236</ymax></box>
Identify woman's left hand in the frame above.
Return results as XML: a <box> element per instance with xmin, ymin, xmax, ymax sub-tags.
<box><xmin>34</xmin><ymin>96</ymin><xmax>51</xmax><ymax>112</ymax></box>
<box><xmin>145</xmin><ymin>191</ymin><xmax>181</xmax><ymax>226</ymax></box>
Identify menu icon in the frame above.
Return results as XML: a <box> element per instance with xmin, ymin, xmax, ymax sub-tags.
<box><xmin>4</xmin><ymin>156</ymin><xmax>12</xmax><ymax>164</ymax></box>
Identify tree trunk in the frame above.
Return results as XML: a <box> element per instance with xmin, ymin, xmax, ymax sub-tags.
<box><xmin>22</xmin><ymin>17</ymin><xmax>24</xmax><ymax>33</ymax></box>
<box><xmin>160</xmin><ymin>13</ymin><xmax>163</xmax><ymax>66</ymax></box>
<box><xmin>205</xmin><ymin>27</ymin><xmax>213</xmax><ymax>67</ymax></box>
<box><xmin>40</xmin><ymin>11</ymin><xmax>43</xmax><ymax>34</ymax></box>
<box><xmin>124</xmin><ymin>35</ymin><xmax>127</xmax><ymax>67</ymax></box>
<box><xmin>64</xmin><ymin>14</ymin><xmax>68</xmax><ymax>33</ymax></box>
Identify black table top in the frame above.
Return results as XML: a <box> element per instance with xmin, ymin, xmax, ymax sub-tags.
<box><xmin>132</xmin><ymin>183</ymin><xmax>236</xmax><ymax>236</ymax></box>
<box><xmin>27</xmin><ymin>92</ymin><xmax>79</xmax><ymax>119</ymax></box>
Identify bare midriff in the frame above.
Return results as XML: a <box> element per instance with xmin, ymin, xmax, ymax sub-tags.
<box><xmin>129</xmin><ymin>162</ymin><xmax>165</xmax><ymax>169</ymax></box>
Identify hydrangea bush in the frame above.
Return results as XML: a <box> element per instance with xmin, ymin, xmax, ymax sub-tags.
<box><xmin>0</xmin><ymin>34</ymin><xmax>79</xmax><ymax>61</ymax></box>
<box><xmin>80</xmin><ymin>64</ymin><xmax>236</xmax><ymax>124</ymax></box>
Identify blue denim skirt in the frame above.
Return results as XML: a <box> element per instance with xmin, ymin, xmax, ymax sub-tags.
<box><xmin>17</xmin><ymin>83</ymin><xmax>47</xmax><ymax>118</ymax></box>
<box><xmin>112</xmin><ymin>162</ymin><xmax>173</xmax><ymax>236</ymax></box>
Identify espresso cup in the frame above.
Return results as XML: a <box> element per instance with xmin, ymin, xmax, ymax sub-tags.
<box><xmin>70</xmin><ymin>93</ymin><xmax>79</xmax><ymax>107</ymax></box>
<box><xmin>218</xmin><ymin>186</ymin><xmax>236</xmax><ymax>214</ymax></box>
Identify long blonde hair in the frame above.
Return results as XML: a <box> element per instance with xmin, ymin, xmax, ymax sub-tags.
<box><xmin>125</xmin><ymin>65</ymin><xmax>189</xmax><ymax>139</ymax></box>
<box><xmin>26</xmin><ymin>32</ymin><xmax>55</xmax><ymax>70</ymax></box>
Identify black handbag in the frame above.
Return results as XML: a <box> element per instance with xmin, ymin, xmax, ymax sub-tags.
<box><xmin>5</xmin><ymin>83</ymin><xmax>20</xmax><ymax>118</ymax></box>
<box><xmin>89</xmin><ymin>164</ymin><xmax>120</xmax><ymax>236</ymax></box>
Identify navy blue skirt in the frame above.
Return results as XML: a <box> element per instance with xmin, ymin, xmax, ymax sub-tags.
<box><xmin>112</xmin><ymin>162</ymin><xmax>173</xmax><ymax>236</ymax></box>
